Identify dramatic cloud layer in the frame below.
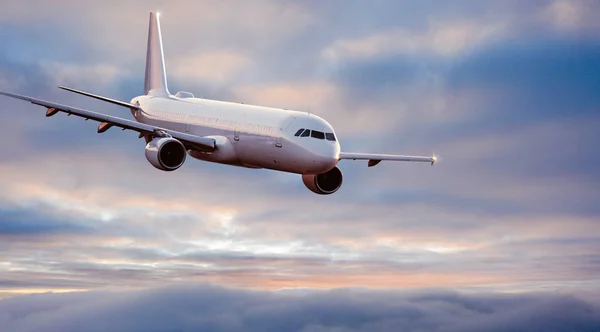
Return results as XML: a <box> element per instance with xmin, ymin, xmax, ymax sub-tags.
<box><xmin>2</xmin><ymin>285</ymin><xmax>600</xmax><ymax>332</ymax></box>
<box><xmin>0</xmin><ymin>0</ymin><xmax>599</xmax><ymax>319</ymax></box>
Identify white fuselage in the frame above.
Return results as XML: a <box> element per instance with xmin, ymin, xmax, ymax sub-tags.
<box><xmin>131</xmin><ymin>94</ymin><xmax>341</xmax><ymax>174</ymax></box>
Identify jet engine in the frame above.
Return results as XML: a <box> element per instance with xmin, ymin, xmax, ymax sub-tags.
<box><xmin>145</xmin><ymin>137</ymin><xmax>187</xmax><ymax>171</ymax></box>
<box><xmin>302</xmin><ymin>166</ymin><xmax>343</xmax><ymax>195</ymax></box>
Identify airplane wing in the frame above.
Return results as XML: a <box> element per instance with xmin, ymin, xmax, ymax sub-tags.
<box><xmin>339</xmin><ymin>152</ymin><xmax>437</xmax><ymax>167</ymax></box>
<box><xmin>0</xmin><ymin>90</ymin><xmax>215</xmax><ymax>152</ymax></box>
<box><xmin>58</xmin><ymin>86</ymin><xmax>142</xmax><ymax>110</ymax></box>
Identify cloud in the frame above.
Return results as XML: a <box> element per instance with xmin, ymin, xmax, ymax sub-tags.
<box><xmin>323</xmin><ymin>21</ymin><xmax>505</xmax><ymax>59</ymax></box>
<box><xmin>0</xmin><ymin>147</ymin><xmax>598</xmax><ymax>293</ymax></box>
<box><xmin>0</xmin><ymin>206</ymin><xmax>92</xmax><ymax>236</ymax></box>
<box><xmin>540</xmin><ymin>0</ymin><xmax>600</xmax><ymax>33</ymax></box>
<box><xmin>170</xmin><ymin>51</ymin><xmax>252</xmax><ymax>86</ymax></box>
<box><xmin>1</xmin><ymin>286</ymin><xmax>600</xmax><ymax>332</ymax></box>
<box><xmin>236</xmin><ymin>82</ymin><xmax>337</xmax><ymax>110</ymax></box>
<box><xmin>39</xmin><ymin>62</ymin><xmax>122</xmax><ymax>87</ymax></box>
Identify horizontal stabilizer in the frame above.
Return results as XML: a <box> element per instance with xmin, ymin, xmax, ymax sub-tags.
<box><xmin>58</xmin><ymin>86</ymin><xmax>141</xmax><ymax>110</ymax></box>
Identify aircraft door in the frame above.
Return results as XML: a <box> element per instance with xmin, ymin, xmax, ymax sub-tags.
<box><xmin>185</xmin><ymin>114</ymin><xmax>191</xmax><ymax>133</ymax></box>
<box><xmin>233</xmin><ymin>114</ymin><xmax>245</xmax><ymax>142</ymax></box>
<box><xmin>275</xmin><ymin>117</ymin><xmax>295</xmax><ymax>148</ymax></box>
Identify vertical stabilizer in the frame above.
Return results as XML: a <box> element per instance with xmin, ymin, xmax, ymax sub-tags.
<box><xmin>144</xmin><ymin>12</ymin><xmax>170</xmax><ymax>96</ymax></box>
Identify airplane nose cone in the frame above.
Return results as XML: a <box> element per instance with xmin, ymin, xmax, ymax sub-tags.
<box><xmin>311</xmin><ymin>142</ymin><xmax>340</xmax><ymax>173</ymax></box>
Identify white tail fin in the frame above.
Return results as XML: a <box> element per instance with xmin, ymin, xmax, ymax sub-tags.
<box><xmin>144</xmin><ymin>12</ymin><xmax>170</xmax><ymax>96</ymax></box>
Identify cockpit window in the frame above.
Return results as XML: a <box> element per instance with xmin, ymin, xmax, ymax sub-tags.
<box><xmin>297</xmin><ymin>128</ymin><xmax>333</xmax><ymax>140</ymax></box>
<box><xmin>311</xmin><ymin>130</ymin><xmax>325</xmax><ymax>139</ymax></box>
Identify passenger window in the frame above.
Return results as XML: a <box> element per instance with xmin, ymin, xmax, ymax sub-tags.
<box><xmin>311</xmin><ymin>130</ymin><xmax>325</xmax><ymax>139</ymax></box>
<box><xmin>294</xmin><ymin>128</ymin><xmax>304</xmax><ymax>137</ymax></box>
<box><xmin>301</xmin><ymin>129</ymin><xmax>310</xmax><ymax>137</ymax></box>
<box><xmin>326</xmin><ymin>133</ymin><xmax>336</xmax><ymax>141</ymax></box>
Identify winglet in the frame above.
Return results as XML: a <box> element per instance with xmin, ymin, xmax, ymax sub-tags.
<box><xmin>144</xmin><ymin>12</ymin><xmax>170</xmax><ymax>96</ymax></box>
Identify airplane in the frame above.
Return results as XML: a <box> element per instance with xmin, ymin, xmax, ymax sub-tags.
<box><xmin>0</xmin><ymin>12</ymin><xmax>436</xmax><ymax>195</ymax></box>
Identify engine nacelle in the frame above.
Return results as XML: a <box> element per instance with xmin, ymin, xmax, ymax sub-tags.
<box><xmin>145</xmin><ymin>137</ymin><xmax>186</xmax><ymax>171</ymax></box>
<box><xmin>302</xmin><ymin>166</ymin><xmax>343</xmax><ymax>195</ymax></box>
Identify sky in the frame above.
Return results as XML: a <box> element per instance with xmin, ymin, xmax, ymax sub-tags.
<box><xmin>0</xmin><ymin>0</ymin><xmax>599</xmax><ymax>330</ymax></box>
